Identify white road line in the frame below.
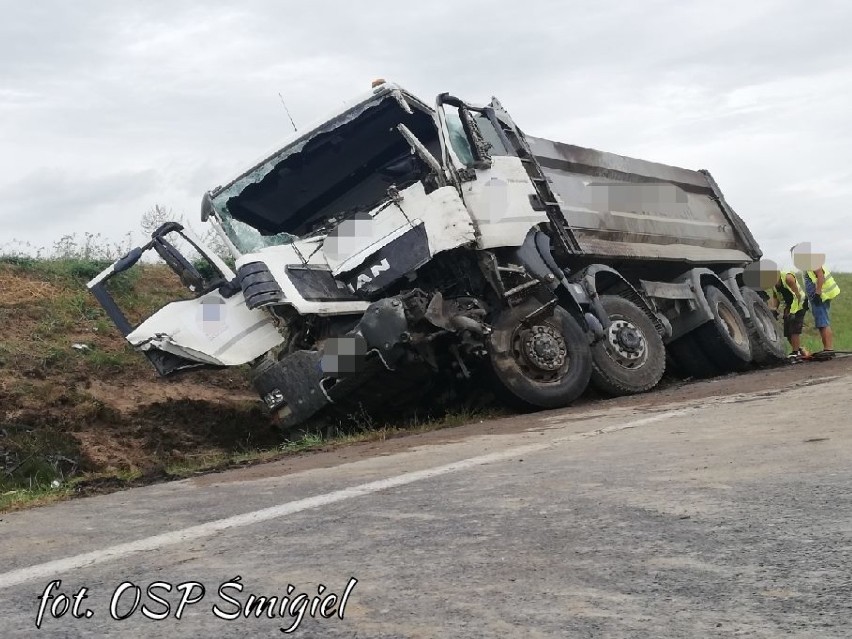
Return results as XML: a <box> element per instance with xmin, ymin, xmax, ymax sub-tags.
<box><xmin>0</xmin><ymin>407</ymin><xmax>693</xmax><ymax>590</ymax></box>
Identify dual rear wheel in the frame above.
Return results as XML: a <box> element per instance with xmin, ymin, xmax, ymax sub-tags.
<box><xmin>667</xmin><ymin>284</ymin><xmax>784</xmax><ymax>378</ymax></box>
<box><xmin>589</xmin><ymin>296</ymin><xmax>666</xmax><ymax>396</ymax></box>
<box><xmin>487</xmin><ymin>283</ymin><xmax>784</xmax><ymax>408</ymax></box>
<box><xmin>487</xmin><ymin>295</ymin><xmax>666</xmax><ymax>409</ymax></box>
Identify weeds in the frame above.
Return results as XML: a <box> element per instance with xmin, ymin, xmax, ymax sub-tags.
<box><xmin>0</xmin><ymin>419</ymin><xmax>83</xmax><ymax>508</ymax></box>
<box><xmin>0</xmin><ymin>485</ymin><xmax>73</xmax><ymax>512</ymax></box>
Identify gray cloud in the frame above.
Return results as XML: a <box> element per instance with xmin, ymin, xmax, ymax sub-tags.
<box><xmin>1</xmin><ymin>0</ymin><xmax>851</xmax><ymax>268</ymax></box>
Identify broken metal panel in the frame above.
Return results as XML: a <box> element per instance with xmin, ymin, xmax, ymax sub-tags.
<box><xmin>324</xmin><ymin>204</ymin><xmax>414</xmax><ymax>275</ymax></box>
<box><xmin>391</xmin><ymin>182</ymin><xmax>475</xmax><ymax>255</ymax></box>
<box><xmin>527</xmin><ymin>136</ymin><xmax>760</xmax><ymax>263</ymax></box>
<box><xmin>126</xmin><ymin>290</ymin><xmax>284</xmax><ymax>367</ymax></box>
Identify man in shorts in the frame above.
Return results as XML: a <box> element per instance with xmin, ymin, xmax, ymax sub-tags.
<box><xmin>792</xmin><ymin>243</ymin><xmax>841</xmax><ymax>359</ymax></box>
<box><xmin>803</xmin><ymin>265</ymin><xmax>840</xmax><ymax>358</ymax></box>
<box><xmin>770</xmin><ymin>269</ymin><xmax>807</xmax><ymax>358</ymax></box>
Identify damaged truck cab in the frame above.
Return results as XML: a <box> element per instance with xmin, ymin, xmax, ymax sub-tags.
<box><xmin>90</xmin><ymin>81</ymin><xmax>785</xmax><ymax>427</ymax></box>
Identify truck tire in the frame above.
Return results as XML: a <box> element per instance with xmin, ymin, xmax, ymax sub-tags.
<box><xmin>590</xmin><ymin>295</ymin><xmax>665</xmax><ymax>396</ymax></box>
<box><xmin>694</xmin><ymin>285</ymin><xmax>753</xmax><ymax>372</ymax></box>
<box><xmin>740</xmin><ymin>287</ymin><xmax>786</xmax><ymax>364</ymax></box>
<box><xmin>488</xmin><ymin>301</ymin><xmax>591</xmax><ymax>410</ymax></box>
<box><xmin>667</xmin><ymin>332</ymin><xmax>721</xmax><ymax>379</ymax></box>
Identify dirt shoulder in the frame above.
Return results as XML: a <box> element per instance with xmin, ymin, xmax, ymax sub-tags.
<box><xmin>191</xmin><ymin>356</ymin><xmax>852</xmax><ymax>486</ymax></box>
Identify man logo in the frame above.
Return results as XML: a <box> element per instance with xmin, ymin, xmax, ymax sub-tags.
<box><xmin>355</xmin><ymin>258</ymin><xmax>391</xmax><ymax>289</ymax></box>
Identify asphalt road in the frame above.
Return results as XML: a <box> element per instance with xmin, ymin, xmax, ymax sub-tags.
<box><xmin>1</xmin><ymin>371</ymin><xmax>851</xmax><ymax>638</ymax></box>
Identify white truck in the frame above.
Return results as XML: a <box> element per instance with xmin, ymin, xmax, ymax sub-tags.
<box><xmin>88</xmin><ymin>81</ymin><xmax>784</xmax><ymax>427</ymax></box>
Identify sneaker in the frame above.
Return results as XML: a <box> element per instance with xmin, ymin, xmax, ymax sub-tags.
<box><xmin>814</xmin><ymin>349</ymin><xmax>836</xmax><ymax>360</ymax></box>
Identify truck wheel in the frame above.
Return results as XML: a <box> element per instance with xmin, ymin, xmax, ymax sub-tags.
<box><xmin>740</xmin><ymin>287</ymin><xmax>786</xmax><ymax>364</ymax></box>
<box><xmin>590</xmin><ymin>295</ymin><xmax>665</xmax><ymax>396</ymax></box>
<box><xmin>667</xmin><ymin>332</ymin><xmax>721</xmax><ymax>379</ymax></box>
<box><xmin>695</xmin><ymin>285</ymin><xmax>753</xmax><ymax>372</ymax></box>
<box><xmin>488</xmin><ymin>301</ymin><xmax>591</xmax><ymax>410</ymax></box>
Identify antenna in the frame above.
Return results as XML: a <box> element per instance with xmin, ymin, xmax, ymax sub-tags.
<box><xmin>278</xmin><ymin>93</ymin><xmax>298</xmax><ymax>133</ymax></box>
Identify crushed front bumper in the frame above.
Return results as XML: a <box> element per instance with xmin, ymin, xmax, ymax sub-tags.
<box><xmin>251</xmin><ymin>297</ymin><xmax>412</xmax><ymax>428</ymax></box>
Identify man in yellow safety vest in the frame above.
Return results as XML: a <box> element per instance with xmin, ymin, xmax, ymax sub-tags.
<box><xmin>803</xmin><ymin>265</ymin><xmax>841</xmax><ymax>357</ymax></box>
<box><xmin>770</xmin><ymin>270</ymin><xmax>808</xmax><ymax>358</ymax></box>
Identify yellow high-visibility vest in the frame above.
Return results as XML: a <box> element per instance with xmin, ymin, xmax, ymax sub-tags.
<box><xmin>806</xmin><ymin>268</ymin><xmax>841</xmax><ymax>302</ymax></box>
<box><xmin>779</xmin><ymin>270</ymin><xmax>805</xmax><ymax>313</ymax></box>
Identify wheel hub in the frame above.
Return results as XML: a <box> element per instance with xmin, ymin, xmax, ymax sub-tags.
<box><xmin>607</xmin><ymin>320</ymin><xmax>645</xmax><ymax>361</ymax></box>
<box><xmin>617</xmin><ymin>326</ymin><xmax>641</xmax><ymax>350</ymax></box>
<box><xmin>523</xmin><ymin>325</ymin><xmax>566</xmax><ymax>371</ymax></box>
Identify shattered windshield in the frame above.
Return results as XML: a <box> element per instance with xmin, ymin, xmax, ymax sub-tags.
<box><xmin>218</xmin><ymin>207</ymin><xmax>296</xmax><ymax>253</ymax></box>
<box><xmin>209</xmin><ymin>94</ymin><xmax>440</xmax><ymax>241</ymax></box>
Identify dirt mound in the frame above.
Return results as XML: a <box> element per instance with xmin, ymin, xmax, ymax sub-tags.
<box><xmin>1</xmin><ymin>375</ymin><xmax>277</xmax><ymax>494</ymax></box>
<box><xmin>0</xmin><ymin>272</ymin><xmax>61</xmax><ymax>305</ymax></box>
<box><xmin>0</xmin><ymin>259</ymin><xmax>273</xmax><ymax>508</ymax></box>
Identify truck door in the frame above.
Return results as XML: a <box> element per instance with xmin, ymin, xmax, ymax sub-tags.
<box><xmin>436</xmin><ymin>95</ymin><xmax>581</xmax><ymax>255</ymax></box>
<box><xmin>88</xmin><ymin>223</ymin><xmax>284</xmax><ymax>375</ymax></box>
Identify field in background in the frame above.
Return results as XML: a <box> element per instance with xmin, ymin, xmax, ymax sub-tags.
<box><xmin>799</xmin><ymin>273</ymin><xmax>852</xmax><ymax>353</ymax></box>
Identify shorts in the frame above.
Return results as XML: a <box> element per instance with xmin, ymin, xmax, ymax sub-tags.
<box><xmin>811</xmin><ymin>298</ymin><xmax>832</xmax><ymax>329</ymax></box>
<box><xmin>784</xmin><ymin>309</ymin><xmax>805</xmax><ymax>338</ymax></box>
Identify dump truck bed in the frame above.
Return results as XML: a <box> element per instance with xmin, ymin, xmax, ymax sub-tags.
<box><xmin>528</xmin><ymin>136</ymin><xmax>762</xmax><ymax>264</ymax></box>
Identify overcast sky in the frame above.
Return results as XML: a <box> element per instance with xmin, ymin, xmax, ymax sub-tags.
<box><xmin>2</xmin><ymin>0</ymin><xmax>851</xmax><ymax>268</ymax></box>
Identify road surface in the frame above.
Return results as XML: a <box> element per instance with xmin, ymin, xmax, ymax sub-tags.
<box><xmin>1</xmin><ymin>365</ymin><xmax>851</xmax><ymax>638</ymax></box>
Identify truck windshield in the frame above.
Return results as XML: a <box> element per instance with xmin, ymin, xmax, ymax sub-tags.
<box><xmin>211</xmin><ymin>96</ymin><xmax>440</xmax><ymax>241</ymax></box>
<box><xmin>218</xmin><ymin>208</ymin><xmax>296</xmax><ymax>253</ymax></box>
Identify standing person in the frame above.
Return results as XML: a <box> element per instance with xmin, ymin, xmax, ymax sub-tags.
<box><xmin>803</xmin><ymin>264</ymin><xmax>840</xmax><ymax>358</ymax></box>
<box><xmin>770</xmin><ymin>269</ymin><xmax>808</xmax><ymax>358</ymax></box>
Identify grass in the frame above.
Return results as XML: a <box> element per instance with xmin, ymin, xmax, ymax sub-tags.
<box><xmin>0</xmin><ymin>249</ymin><xmax>248</xmax><ymax>511</ymax></box>
<box><xmin>0</xmin><ymin>255</ymin><xmax>188</xmax><ymax>378</ymax></box>
<box><xmin>0</xmin><ymin>405</ymin><xmax>504</xmax><ymax>512</ymax></box>
<box><xmin>0</xmin><ymin>485</ymin><xmax>74</xmax><ymax>512</ymax></box>
<box><xmin>788</xmin><ymin>273</ymin><xmax>852</xmax><ymax>354</ymax></box>
<box><xmin>0</xmin><ymin>426</ymin><xmax>82</xmax><ymax>512</ymax></box>
<box><xmin>162</xmin><ymin>406</ymin><xmax>503</xmax><ymax>479</ymax></box>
